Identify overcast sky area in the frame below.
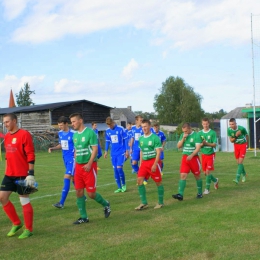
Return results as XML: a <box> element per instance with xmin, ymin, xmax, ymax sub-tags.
<box><xmin>0</xmin><ymin>0</ymin><xmax>260</xmax><ymax>113</ymax></box>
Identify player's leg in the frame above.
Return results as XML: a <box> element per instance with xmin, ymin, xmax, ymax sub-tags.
<box><xmin>19</xmin><ymin>195</ymin><xmax>33</xmax><ymax>238</ymax></box>
<box><xmin>53</xmin><ymin>159</ymin><xmax>74</xmax><ymax>208</ymax></box>
<box><xmin>86</xmin><ymin>162</ymin><xmax>111</xmax><ymax>218</ymax></box>
<box><xmin>172</xmin><ymin>155</ymin><xmax>189</xmax><ymax>200</ymax></box>
<box><xmin>111</xmin><ymin>157</ymin><xmax>122</xmax><ymax>192</ymax></box>
<box><xmin>160</xmin><ymin>151</ymin><xmax>164</xmax><ymax>175</ymax></box>
<box><xmin>191</xmin><ymin>156</ymin><xmax>203</xmax><ymax>198</ymax></box>
<box><xmin>233</xmin><ymin>144</ymin><xmax>243</xmax><ymax>184</ymax></box>
<box><xmin>150</xmin><ymin>161</ymin><xmax>164</xmax><ymax>208</ymax></box>
<box><xmin>0</xmin><ymin>176</ymin><xmax>23</xmax><ymax>236</ymax></box>
<box><xmin>135</xmin><ymin>162</ymin><xmax>149</xmax><ymax>209</ymax></box>
<box><xmin>203</xmin><ymin>154</ymin><xmax>218</xmax><ymax>194</ymax></box>
<box><xmin>131</xmin><ymin>149</ymin><xmax>140</xmax><ymax>174</ymax></box>
<box><xmin>117</xmin><ymin>154</ymin><xmax>126</xmax><ymax>192</ymax></box>
<box><xmin>73</xmin><ymin>163</ymin><xmax>89</xmax><ymax>224</ymax></box>
<box><xmin>239</xmin><ymin>144</ymin><xmax>247</xmax><ymax>182</ymax></box>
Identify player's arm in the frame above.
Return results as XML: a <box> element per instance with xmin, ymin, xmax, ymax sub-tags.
<box><xmin>140</xmin><ymin>150</ymin><xmax>143</xmax><ymax>165</ymax></box>
<box><xmin>151</xmin><ymin>147</ymin><xmax>161</xmax><ymax>172</ymax></box>
<box><xmin>229</xmin><ymin>136</ymin><xmax>237</xmax><ymax>143</ymax></box>
<box><xmin>104</xmin><ymin>132</ymin><xmax>110</xmax><ymax>158</ymax></box>
<box><xmin>202</xmin><ymin>140</ymin><xmax>216</xmax><ymax>148</ymax></box>
<box><xmin>48</xmin><ymin>144</ymin><xmax>62</xmax><ymax>153</ymax></box>
<box><xmin>161</xmin><ymin>140</ymin><xmax>166</xmax><ymax>150</ymax></box>
<box><xmin>187</xmin><ymin>143</ymin><xmax>201</xmax><ymax>161</ymax></box>
<box><xmin>24</xmin><ymin>132</ymin><xmax>36</xmax><ymax>186</ymax></box>
<box><xmin>177</xmin><ymin>134</ymin><xmax>187</xmax><ymax>149</ymax></box>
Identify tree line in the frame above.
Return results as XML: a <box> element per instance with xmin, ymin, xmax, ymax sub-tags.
<box><xmin>15</xmin><ymin>77</ymin><xmax>227</xmax><ymax>124</ymax></box>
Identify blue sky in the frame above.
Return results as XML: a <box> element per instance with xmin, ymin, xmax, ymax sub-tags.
<box><xmin>0</xmin><ymin>0</ymin><xmax>259</xmax><ymax>113</ymax></box>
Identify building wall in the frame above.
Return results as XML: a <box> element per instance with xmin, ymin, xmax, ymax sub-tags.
<box><xmin>51</xmin><ymin>102</ymin><xmax>110</xmax><ymax>124</ymax></box>
<box><xmin>20</xmin><ymin>112</ymin><xmax>51</xmax><ymax>132</ymax></box>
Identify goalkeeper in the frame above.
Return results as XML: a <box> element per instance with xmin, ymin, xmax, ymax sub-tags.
<box><xmin>0</xmin><ymin>113</ymin><xmax>36</xmax><ymax>239</ymax></box>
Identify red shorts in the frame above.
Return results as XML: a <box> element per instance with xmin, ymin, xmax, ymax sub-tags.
<box><xmin>180</xmin><ymin>155</ymin><xmax>201</xmax><ymax>175</ymax></box>
<box><xmin>138</xmin><ymin>158</ymin><xmax>162</xmax><ymax>183</ymax></box>
<box><xmin>74</xmin><ymin>162</ymin><xmax>97</xmax><ymax>192</ymax></box>
<box><xmin>234</xmin><ymin>143</ymin><xmax>247</xmax><ymax>159</ymax></box>
<box><xmin>201</xmin><ymin>153</ymin><xmax>215</xmax><ymax>172</ymax></box>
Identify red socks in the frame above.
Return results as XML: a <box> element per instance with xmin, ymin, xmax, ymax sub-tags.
<box><xmin>3</xmin><ymin>201</ymin><xmax>21</xmax><ymax>225</ymax></box>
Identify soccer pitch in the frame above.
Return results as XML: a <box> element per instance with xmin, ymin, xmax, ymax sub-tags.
<box><xmin>1</xmin><ymin>150</ymin><xmax>260</xmax><ymax>260</ymax></box>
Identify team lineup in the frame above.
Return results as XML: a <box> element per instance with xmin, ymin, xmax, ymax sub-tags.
<box><xmin>0</xmin><ymin>113</ymin><xmax>248</xmax><ymax>238</ymax></box>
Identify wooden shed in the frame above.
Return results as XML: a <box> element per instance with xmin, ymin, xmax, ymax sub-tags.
<box><xmin>0</xmin><ymin>100</ymin><xmax>112</xmax><ymax>133</ymax></box>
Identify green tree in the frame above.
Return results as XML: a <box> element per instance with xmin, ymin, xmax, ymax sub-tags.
<box><xmin>154</xmin><ymin>76</ymin><xmax>204</xmax><ymax>124</ymax></box>
<box><xmin>15</xmin><ymin>83</ymin><xmax>35</xmax><ymax>107</ymax></box>
<box><xmin>134</xmin><ymin>111</ymin><xmax>158</xmax><ymax>120</ymax></box>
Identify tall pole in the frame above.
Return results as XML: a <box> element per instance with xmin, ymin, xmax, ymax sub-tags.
<box><xmin>251</xmin><ymin>13</ymin><xmax>257</xmax><ymax>156</ymax></box>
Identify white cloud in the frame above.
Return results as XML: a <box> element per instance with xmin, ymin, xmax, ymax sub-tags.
<box><xmin>122</xmin><ymin>58</ymin><xmax>139</xmax><ymax>80</ymax></box>
<box><xmin>2</xmin><ymin>0</ymin><xmax>258</xmax><ymax>49</ymax></box>
<box><xmin>1</xmin><ymin>0</ymin><xmax>30</xmax><ymax>20</ymax></box>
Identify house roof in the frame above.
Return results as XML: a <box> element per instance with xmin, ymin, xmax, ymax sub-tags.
<box><xmin>0</xmin><ymin>100</ymin><xmax>112</xmax><ymax>115</ymax></box>
<box><xmin>221</xmin><ymin>107</ymin><xmax>247</xmax><ymax>119</ymax></box>
<box><xmin>111</xmin><ymin>108</ymin><xmax>136</xmax><ymax>123</ymax></box>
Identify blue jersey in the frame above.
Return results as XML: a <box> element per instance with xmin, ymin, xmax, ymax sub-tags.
<box><xmin>93</xmin><ymin>128</ymin><xmax>99</xmax><ymax>140</ymax></box>
<box><xmin>58</xmin><ymin>129</ymin><xmax>75</xmax><ymax>161</ymax></box>
<box><xmin>105</xmin><ymin>124</ymin><xmax>128</xmax><ymax>156</ymax></box>
<box><xmin>131</xmin><ymin>125</ymin><xmax>143</xmax><ymax>151</ymax></box>
<box><xmin>153</xmin><ymin>130</ymin><xmax>166</xmax><ymax>144</ymax></box>
<box><xmin>125</xmin><ymin>129</ymin><xmax>133</xmax><ymax>150</ymax></box>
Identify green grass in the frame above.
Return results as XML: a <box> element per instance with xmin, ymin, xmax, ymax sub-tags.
<box><xmin>1</xmin><ymin>150</ymin><xmax>260</xmax><ymax>260</ymax></box>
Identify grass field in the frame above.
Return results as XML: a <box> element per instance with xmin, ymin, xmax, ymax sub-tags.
<box><xmin>1</xmin><ymin>150</ymin><xmax>260</xmax><ymax>260</ymax></box>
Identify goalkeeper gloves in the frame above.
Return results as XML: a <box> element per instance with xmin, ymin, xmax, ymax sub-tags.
<box><xmin>25</xmin><ymin>170</ymin><xmax>36</xmax><ymax>187</ymax></box>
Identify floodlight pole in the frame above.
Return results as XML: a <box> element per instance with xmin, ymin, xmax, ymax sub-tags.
<box><xmin>251</xmin><ymin>13</ymin><xmax>257</xmax><ymax>157</ymax></box>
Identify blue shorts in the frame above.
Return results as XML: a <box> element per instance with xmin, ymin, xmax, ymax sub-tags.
<box><xmin>111</xmin><ymin>153</ymin><xmax>125</xmax><ymax>168</ymax></box>
<box><xmin>63</xmin><ymin>158</ymin><xmax>75</xmax><ymax>176</ymax></box>
<box><xmin>160</xmin><ymin>151</ymin><xmax>164</xmax><ymax>160</ymax></box>
<box><xmin>131</xmin><ymin>149</ymin><xmax>140</xmax><ymax>162</ymax></box>
<box><xmin>97</xmin><ymin>144</ymin><xmax>103</xmax><ymax>159</ymax></box>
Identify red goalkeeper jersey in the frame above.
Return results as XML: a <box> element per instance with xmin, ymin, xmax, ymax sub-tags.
<box><xmin>4</xmin><ymin>129</ymin><xmax>35</xmax><ymax>177</ymax></box>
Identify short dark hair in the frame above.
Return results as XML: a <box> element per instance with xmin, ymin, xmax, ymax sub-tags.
<box><xmin>153</xmin><ymin>122</ymin><xmax>159</xmax><ymax>127</ymax></box>
<box><xmin>69</xmin><ymin>113</ymin><xmax>83</xmax><ymax>120</ymax></box>
<box><xmin>141</xmin><ymin>119</ymin><xmax>151</xmax><ymax>125</ymax></box>
<box><xmin>92</xmin><ymin>121</ymin><xmax>97</xmax><ymax>126</ymax></box>
<box><xmin>57</xmin><ymin>116</ymin><xmax>68</xmax><ymax>124</ymax></box>
<box><xmin>202</xmin><ymin>117</ymin><xmax>210</xmax><ymax>123</ymax></box>
<box><xmin>182</xmin><ymin>122</ymin><xmax>191</xmax><ymax>128</ymax></box>
<box><xmin>106</xmin><ymin>117</ymin><xmax>114</xmax><ymax>125</ymax></box>
<box><xmin>3</xmin><ymin>113</ymin><xmax>17</xmax><ymax>121</ymax></box>
<box><xmin>135</xmin><ymin>115</ymin><xmax>143</xmax><ymax>120</ymax></box>
<box><xmin>229</xmin><ymin>118</ymin><xmax>236</xmax><ymax>123</ymax></box>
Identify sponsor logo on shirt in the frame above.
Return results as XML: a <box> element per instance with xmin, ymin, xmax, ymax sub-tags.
<box><xmin>12</xmin><ymin>138</ymin><xmax>17</xmax><ymax>144</ymax></box>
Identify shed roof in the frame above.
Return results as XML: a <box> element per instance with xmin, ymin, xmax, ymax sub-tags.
<box><xmin>221</xmin><ymin>107</ymin><xmax>247</xmax><ymax>119</ymax></box>
<box><xmin>111</xmin><ymin>108</ymin><xmax>136</xmax><ymax>123</ymax></box>
<box><xmin>0</xmin><ymin>100</ymin><xmax>112</xmax><ymax>115</ymax></box>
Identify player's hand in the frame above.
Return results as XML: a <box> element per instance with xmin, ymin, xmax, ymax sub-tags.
<box><xmin>236</xmin><ymin>130</ymin><xmax>241</xmax><ymax>137</ymax></box>
<box><xmin>125</xmin><ymin>150</ymin><xmax>129</xmax><ymax>159</ymax></box>
<box><xmin>83</xmin><ymin>163</ymin><xmax>92</xmax><ymax>172</ymax></box>
<box><xmin>151</xmin><ymin>164</ymin><xmax>157</xmax><ymax>172</ymax></box>
<box><xmin>48</xmin><ymin>148</ymin><xmax>52</xmax><ymax>153</ymax></box>
<box><xmin>25</xmin><ymin>175</ymin><xmax>36</xmax><ymax>187</ymax></box>
<box><xmin>183</xmin><ymin>133</ymin><xmax>188</xmax><ymax>138</ymax></box>
<box><xmin>186</xmin><ymin>155</ymin><xmax>193</xmax><ymax>161</ymax></box>
<box><xmin>104</xmin><ymin>152</ymin><xmax>108</xmax><ymax>159</ymax></box>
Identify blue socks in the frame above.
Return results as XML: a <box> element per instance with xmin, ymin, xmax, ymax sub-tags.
<box><xmin>60</xmin><ymin>178</ymin><xmax>70</xmax><ymax>205</ymax></box>
<box><xmin>132</xmin><ymin>164</ymin><xmax>139</xmax><ymax>174</ymax></box>
<box><xmin>117</xmin><ymin>167</ymin><xmax>126</xmax><ymax>186</ymax></box>
<box><xmin>114</xmin><ymin>168</ymin><xmax>122</xmax><ymax>189</ymax></box>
